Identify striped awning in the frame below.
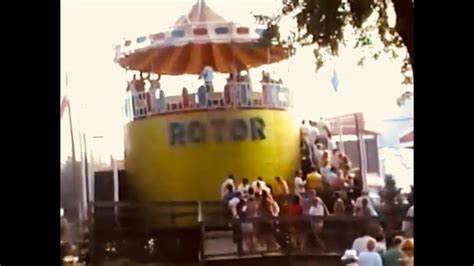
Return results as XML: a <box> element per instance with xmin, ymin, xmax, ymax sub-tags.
<box><xmin>114</xmin><ymin>0</ymin><xmax>289</xmax><ymax>75</ymax></box>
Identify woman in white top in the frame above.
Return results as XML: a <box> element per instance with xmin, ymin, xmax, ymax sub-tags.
<box><xmin>294</xmin><ymin>170</ymin><xmax>306</xmax><ymax>197</ymax></box>
<box><xmin>308</xmin><ymin>198</ymin><xmax>327</xmax><ymax>250</ymax></box>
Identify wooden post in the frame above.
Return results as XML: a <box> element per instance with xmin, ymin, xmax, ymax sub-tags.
<box><xmin>354</xmin><ymin>114</ymin><xmax>367</xmax><ymax>191</ymax></box>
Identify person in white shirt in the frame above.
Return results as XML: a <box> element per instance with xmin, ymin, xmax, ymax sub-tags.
<box><xmin>221</xmin><ymin>175</ymin><xmax>235</xmax><ymax>200</ymax></box>
<box><xmin>199</xmin><ymin>65</ymin><xmax>214</xmax><ymax>93</ymax></box>
<box><xmin>251</xmin><ymin>177</ymin><xmax>268</xmax><ymax>195</ymax></box>
<box><xmin>308</xmin><ymin>198</ymin><xmax>324</xmax><ymax>216</ymax></box>
<box><xmin>352</xmin><ymin>227</ymin><xmax>376</xmax><ymax>255</ymax></box>
<box><xmin>237</xmin><ymin>178</ymin><xmax>251</xmax><ymax>198</ymax></box>
<box><xmin>308</xmin><ymin>121</ymin><xmax>320</xmax><ymax>146</ymax></box>
<box><xmin>307</xmin><ymin>121</ymin><xmax>320</xmax><ymax>165</ymax></box>
<box><xmin>354</xmin><ymin>191</ymin><xmax>378</xmax><ymax>216</ymax></box>
<box><xmin>358</xmin><ymin>239</ymin><xmax>383</xmax><ymax>266</ymax></box>
<box><xmin>293</xmin><ymin>170</ymin><xmax>306</xmax><ymax>197</ymax></box>
<box><xmin>317</xmin><ymin>117</ymin><xmax>332</xmax><ymax>139</ymax></box>
<box><xmin>308</xmin><ymin>197</ymin><xmax>327</xmax><ymax>250</ymax></box>
<box><xmin>303</xmin><ymin>189</ymin><xmax>330</xmax><ymax>215</ymax></box>
<box><xmin>147</xmin><ymin>74</ymin><xmax>161</xmax><ymax>113</ymax></box>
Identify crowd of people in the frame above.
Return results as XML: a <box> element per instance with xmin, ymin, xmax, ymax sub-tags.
<box><xmin>343</xmin><ymin>229</ymin><xmax>414</xmax><ymax>266</ymax></box>
<box><xmin>219</xmin><ymin>170</ymin><xmax>414</xmax><ymax>265</ymax></box>
<box><xmin>300</xmin><ymin>118</ymin><xmax>357</xmax><ymax>192</ymax></box>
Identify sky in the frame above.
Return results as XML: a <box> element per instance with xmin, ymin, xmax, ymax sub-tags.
<box><xmin>61</xmin><ymin>0</ymin><xmax>413</xmax><ymax>163</ymax></box>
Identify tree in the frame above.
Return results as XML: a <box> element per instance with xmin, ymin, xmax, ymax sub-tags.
<box><xmin>379</xmin><ymin>174</ymin><xmax>402</xmax><ymax>206</ymax></box>
<box><xmin>255</xmin><ymin>0</ymin><xmax>413</xmax><ymax>104</ymax></box>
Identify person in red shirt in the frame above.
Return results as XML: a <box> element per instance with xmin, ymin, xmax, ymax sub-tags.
<box><xmin>333</xmin><ymin>170</ymin><xmax>347</xmax><ymax>190</ymax></box>
<box><xmin>288</xmin><ymin>195</ymin><xmax>307</xmax><ymax>250</ymax></box>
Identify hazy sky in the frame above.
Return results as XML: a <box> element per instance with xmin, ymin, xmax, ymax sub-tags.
<box><xmin>61</xmin><ymin>0</ymin><xmax>413</xmax><ymax>162</ymax></box>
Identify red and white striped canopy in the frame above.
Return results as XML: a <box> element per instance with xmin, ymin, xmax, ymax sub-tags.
<box><xmin>114</xmin><ymin>0</ymin><xmax>289</xmax><ymax>75</ymax></box>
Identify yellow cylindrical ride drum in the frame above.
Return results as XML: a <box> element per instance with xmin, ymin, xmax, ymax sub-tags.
<box><xmin>124</xmin><ymin>108</ymin><xmax>300</xmax><ymax>203</ymax></box>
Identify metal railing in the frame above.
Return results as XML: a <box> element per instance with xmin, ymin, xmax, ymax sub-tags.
<box><xmin>124</xmin><ymin>81</ymin><xmax>293</xmax><ymax>121</ymax></box>
<box><xmin>87</xmin><ymin>200</ymin><xmax>412</xmax><ymax>263</ymax></box>
<box><xmin>201</xmin><ymin>214</ymin><xmax>412</xmax><ymax>260</ymax></box>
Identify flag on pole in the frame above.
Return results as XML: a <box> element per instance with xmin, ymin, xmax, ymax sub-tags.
<box><xmin>331</xmin><ymin>69</ymin><xmax>339</xmax><ymax>93</ymax></box>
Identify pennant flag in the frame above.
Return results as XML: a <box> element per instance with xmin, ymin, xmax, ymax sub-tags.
<box><xmin>61</xmin><ymin>96</ymin><xmax>70</xmax><ymax>119</ymax></box>
<box><xmin>61</xmin><ymin>73</ymin><xmax>70</xmax><ymax>119</ymax></box>
<box><xmin>331</xmin><ymin>70</ymin><xmax>339</xmax><ymax>93</ymax></box>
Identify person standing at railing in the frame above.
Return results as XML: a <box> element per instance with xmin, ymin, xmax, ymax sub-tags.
<box><xmin>331</xmin><ymin>149</ymin><xmax>342</xmax><ymax>169</ymax></box>
<box><xmin>339</xmin><ymin>154</ymin><xmax>353</xmax><ymax>178</ymax></box>
<box><xmin>197</xmin><ymin>85</ymin><xmax>208</xmax><ymax>108</ymax></box>
<box><xmin>199</xmin><ymin>65</ymin><xmax>214</xmax><ymax>93</ymax></box>
<box><xmin>251</xmin><ymin>177</ymin><xmax>269</xmax><ymax>195</ymax></box>
<box><xmin>288</xmin><ymin>195</ymin><xmax>307</xmax><ymax>250</ymax></box>
<box><xmin>273</xmin><ymin>176</ymin><xmax>290</xmax><ymax>205</ymax></box>
<box><xmin>333</xmin><ymin>170</ymin><xmax>349</xmax><ymax>190</ymax></box>
<box><xmin>308</xmin><ymin>196</ymin><xmax>327</xmax><ymax>250</ymax></box>
<box><xmin>239</xmin><ymin>81</ymin><xmax>250</xmax><ymax>106</ymax></box>
<box><xmin>223</xmin><ymin>184</ymin><xmax>240</xmax><ymax>209</ymax></box>
<box><xmin>333</xmin><ymin>192</ymin><xmax>346</xmax><ymax>215</ymax></box>
<box><xmin>134</xmin><ymin>72</ymin><xmax>146</xmax><ymax>92</ymax></box>
<box><xmin>237</xmin><ymin>178</ymin><xmax>251</xmax><ymax>199</ymax></box>
<box><xmin>354</xmin><ymin>191</ymin><xmax>377</xmax><ymax>216</ymax></box>
<box><xmin>321</xmin><ymin>151</ymin><xmax>338</xmax><ymax>186</ymax></box>
<box><xmin>302</xmin><ymin>189</ymin><xmax>330</xmax><ymax>216</ymax></box>
<box><xmin>270</xmin><ymin>79</ymin><xmax>283</xmax><ymax>107</ymax></box>
<box><xmin>308</xmin><ymin>121</ymin><xmax>320</xmax><ymax>167</ymax></box>
<box><xmin>182</xmin><ymin>87</ymin><xmax>190</xmax><ymax>109</ymax></box>
<box><xmin>126</xmin><ymin>75</ymin><xmax>138</xmax><ymax>118</ymax></box>
<box><xmin>228</xmin><ymin>191</ymin><xmax>246</xmax><ymax>254</ymax></box>
<box><xmin>148</xmin><ymin>74</ymin><xmax>160</xmax><ymax>113</ymax></box>
<box><xmin>126</xmin><ymin>74</ymin><xmax>137</xmax><ymax>93</ymax></box>
<box><xmin>356</xmin><ymin>198</ymin><xmax>374</xmax><ymax>217</ymax></box>
<box><xmin>221</xmin><ymin>175</ymin><xmax>236</xmax><ymax>200</ymax></box>
<box><xmin>317</xmin><ymin>117</ymin><xmax>333</xmax><ymax>139</ymax></box>
<box><xmin>260</xmin><ymin>71</ymin><xmax>271</xmax><ymax>106</ymax></box>
<box><xmin>316</xmin><ymin>117</ymin><xmax>334</xmax><ymax>151</ymax></box>
<box><xmin>242</xmin><ymin>187</ymin><xmax>258</xmax><ymax>252</ymax></box>
<box><xmin>256</xmin><ymin>190</ymin><xmax>280</xmax><ymax>251</ymax></box>
<box><xmin>294</xmin><ymin>170</ymin><xmax>306</xmax><ymax>198</ymax></box>
<box><xmin>224</xmin><ymin>74</ymin><xmax>233</xmax><ymax>106</ymax></box>
<box><xmin>158</xmin><ymin>89</ymin><xmax>166</xmax><ymax>112</ymax></box>
<box><xmin>228</xmin><ymin>192</ymin><xmax>244</xmax><ymax>219</ymax></box>
<box><xmin>312</xmin><ymin>143</ymin><xmax>325</xmax><ymax>172</ymax></box>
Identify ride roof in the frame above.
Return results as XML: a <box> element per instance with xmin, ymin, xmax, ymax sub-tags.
<box><xmin>114</xmin><ymin>0</ymin><xmax>290</xmax><ymax>75</ymax></box>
